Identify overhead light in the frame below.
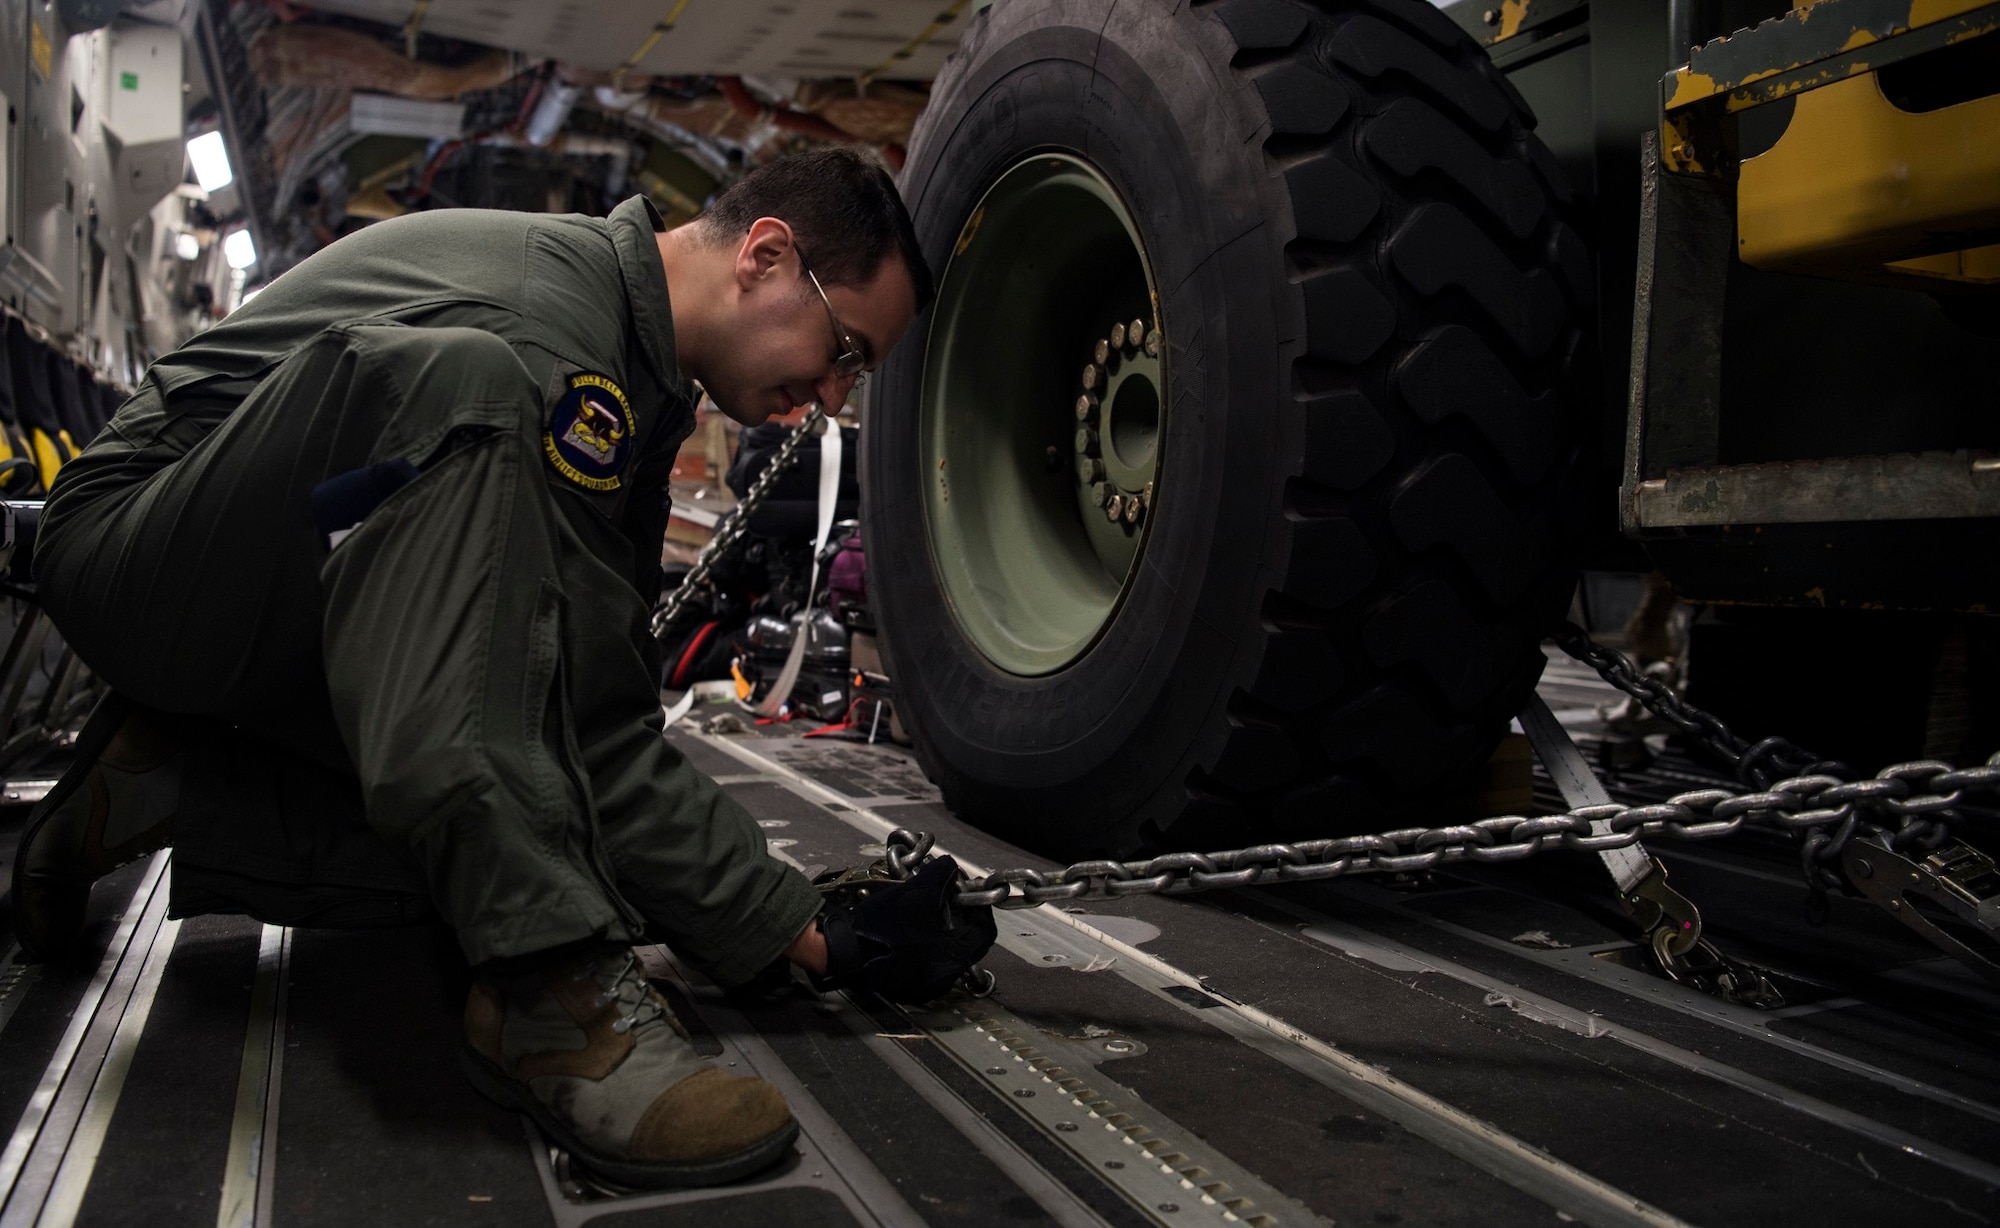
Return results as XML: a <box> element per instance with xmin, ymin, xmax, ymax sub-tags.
<box><xmin>223</xmin><ymin>228</ymin><xmax>256</xmax><ymax>270</ymax></box>
<box><xmin>188</xmin><ymin>130</ymin><xmax>233</xmax><ymax>192</ymax></box>
<box><xmin>174</xmin><ymin>232</ymin><xmax>200</xmax><ymax>261</ymax></box>
<box><xmin>349</xmin><ymin>93</ymin><xmax>467</xmax><ymax>140</ymax></box>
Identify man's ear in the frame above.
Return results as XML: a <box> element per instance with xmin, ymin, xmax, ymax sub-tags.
<box><xmin>734</xmin><ymin>217</ymin><xmax>796</xmax><ymax>293</ymax></box>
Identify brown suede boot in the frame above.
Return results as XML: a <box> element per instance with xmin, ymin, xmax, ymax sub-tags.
<box><xmin>13</xmin><ymin>694</ymin><xmax>181</xmax><ymax>960</ymax></box>
<box><xmin>461</xmin><ymin>944</ymin><xmax>797</xmax><ymax>1188</ymax></box>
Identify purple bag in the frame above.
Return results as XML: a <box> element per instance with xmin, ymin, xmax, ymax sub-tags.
<box><xmin>827</xmin><ymin>533</ymin><xmax>867</xmax><ymax>619</ymax></box>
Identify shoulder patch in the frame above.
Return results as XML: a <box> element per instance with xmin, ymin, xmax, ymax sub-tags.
<box><xmin>544</xmin><ymin>372</ymin><xmax>636</xmax><ymax>492</ymax></box>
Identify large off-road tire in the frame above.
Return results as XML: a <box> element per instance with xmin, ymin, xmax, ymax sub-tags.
<box><xmin>863</xmin><ymin>0</ymin><xmax>1592</xmax><ymax>858</ymax></box>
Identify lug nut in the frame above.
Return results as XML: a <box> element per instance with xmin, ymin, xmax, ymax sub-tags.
<box><xmin>1142</xmin><ymin>480</ymin><xmax>1154</xmax><ymax>507</ymax></box>
<box><xmin>1075</xmin><ymin>393</ymin><xmax>1098</xmax><ymax>422</ymax></box>
<box><xmin>1091</xmin><ymin>481</ymin><xmax>1111</xmax><ymax>507</ymax></box>
<box><xmin>1108</xmin><ymin>321</ymin><xmax>1126</xmax><ymax>350</ymax></box>
<box><xmin>1075</xmin><ymin>426</ymin><xmax>1099</xmax><ymax>455</ymax></box>
<box><xmin>1144</xmin><ymin>329</ymin><xmax>1160</xmax><ymax>357</ymax></box>
<box><xmin>1081</xmin><ymin>363</ymin><xmax>1102</xmax><ymax>392</ymax></box>
<box><xmin>1078</xmin><ymin>455</ymin><xmax>1104</xmax><ymax>484</ymax></box>
<box><xmin>1129</xmin><ymin>318</ymin><xmax>1145</xmax><ymax>348</ymax></box>
<box><xmin>1092</xmin><ymin>338</ymin><xmax>1110</xmax><ymax>365</ymax></box>
<box><xmin>1123</xmin><ymin>497</ymin><xmax>1141</xmax><ymax>524</ymax></box>
<box><xmin>1105</xmin><ymin>493</ymin><xmax>1123</xmax><ymax>521</ymax></box>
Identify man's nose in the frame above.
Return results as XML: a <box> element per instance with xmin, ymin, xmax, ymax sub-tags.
<box><xmin>814</xmin><ymin>370</ymin><xmax>858</xmax><ymax>410</ymax></box>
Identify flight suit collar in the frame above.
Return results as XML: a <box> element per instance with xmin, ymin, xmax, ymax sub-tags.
<box><xmin>607</xmin><ymin>196</ymin><xmax>682</xmax><ymax>392</ymax></box>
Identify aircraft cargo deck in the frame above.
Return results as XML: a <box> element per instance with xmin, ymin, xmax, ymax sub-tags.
<box><xmin>0</xmin><ymin>652</ymin><xmax>1995</xmax><ymax>1228</ymax></box>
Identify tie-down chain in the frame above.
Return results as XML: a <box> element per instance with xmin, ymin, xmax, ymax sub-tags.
<box><xmin>868</xmin><ymin>629</ymin><xmax>2000</xmax><ymax>997</ymax></box>
<box><xmin>661</xmin><ymin>413</ymin><xmax>2000</xmax><ymax>996</ymax></box>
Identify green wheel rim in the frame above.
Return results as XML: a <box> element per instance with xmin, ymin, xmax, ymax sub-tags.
<box><xmin>919</xmin><ymin>154</ymin><xmax>1165</xmax><ymax>677</ymax></box>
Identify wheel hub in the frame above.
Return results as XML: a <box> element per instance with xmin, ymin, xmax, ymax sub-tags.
<box><xmin>1074</xmin><ymin>316</ymin><xmax>1162</xmax><ymax>531</ymax></box>
<box><xmin>917</xmin><ymin>154</ymin><xmax>1164</xmax><ymax>676</ymax></box>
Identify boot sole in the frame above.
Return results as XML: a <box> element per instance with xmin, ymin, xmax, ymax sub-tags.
<box><xmin>457</xmin><ymin>1045</ymin><xmax>799</xmax><ymax>1189</ymax></box>
<box><xmin>11</xmin><ymin>692</ymin><xmax>135</xmax><ymax>962</ymax></box>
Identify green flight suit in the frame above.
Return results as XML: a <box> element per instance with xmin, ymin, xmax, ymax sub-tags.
<box><xmin>36</xmin><ymin>197</ymin><xmax>821</xmax><ymax>979</ymax></box>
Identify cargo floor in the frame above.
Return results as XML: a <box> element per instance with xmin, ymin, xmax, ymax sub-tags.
<box><xmin>0</xmin><ymin>653</ymin><xmax>1995</xmax><ymax>1227</ymax></box>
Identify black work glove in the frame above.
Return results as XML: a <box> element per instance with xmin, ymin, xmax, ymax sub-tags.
<box><xmin>812</xmin><ymin>855</ymin><xmax>998</xmax><ymax>1004</ymax></box>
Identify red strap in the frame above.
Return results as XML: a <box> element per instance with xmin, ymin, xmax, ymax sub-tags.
<box><xmin>669</xmin><ymin>620</ymin><xmax>720</xmax><ymax>690</ymax></box>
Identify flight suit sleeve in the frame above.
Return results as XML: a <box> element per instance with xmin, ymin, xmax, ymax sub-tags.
<box><xmin>545</xmin><ymin>454</ymin><xmax>822</xmax><ymax>987</ymax></box>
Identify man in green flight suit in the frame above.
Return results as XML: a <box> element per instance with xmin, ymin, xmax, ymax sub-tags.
<box><xmin>11</xmin><ymin>148</ymin><xmax>993</xmax><ymax>1188</ymax></box>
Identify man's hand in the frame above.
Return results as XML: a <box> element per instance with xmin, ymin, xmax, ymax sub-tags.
<box><xmin>811</xmin><ymin>855</ymin><xmax>998</xmax><ymax>1004</ymax></box>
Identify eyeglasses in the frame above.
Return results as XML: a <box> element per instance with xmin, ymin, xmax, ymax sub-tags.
<box><xmin>795</xmin><ymin>244</ymin><xmax>869</xmax><ymax>383</ymax></box>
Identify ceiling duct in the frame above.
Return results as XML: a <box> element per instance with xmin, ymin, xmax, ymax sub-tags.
<box><xmin>249</xmin><ymin>24</ymin><xmax>517</xmax><ymax>100</ymax></box>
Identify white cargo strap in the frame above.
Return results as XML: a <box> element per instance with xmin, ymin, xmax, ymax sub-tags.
<box><xmin>756</xmin><ymin>413</ymin><xmax>842</xmax><ymax>716</ymax></box>
<box><xmin>661</xmin><ymin>679</ymin><xmax>738</xmax><ymax>728</ymax></box>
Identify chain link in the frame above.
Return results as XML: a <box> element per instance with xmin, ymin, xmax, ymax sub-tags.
<box><xmin>649</xmin><ymin>404</ymin><xmax>827</xmax><ymax>640</ymax></box>
<box><xmin>651</xmin><ymin>426</ymin><xmax>1971</xmax><ymax>912</ymax></box>
<box><xmin>877</xmin><ymin>625</ymin><xmax>2000</xmax><ymax>910</ymax></box>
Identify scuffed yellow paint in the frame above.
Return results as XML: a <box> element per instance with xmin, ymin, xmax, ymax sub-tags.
<box><xmin>1911</xmin><ymin>0</ymin><xmax>1996</xmax><ymax>29</ymax></box>
<box><xmin>1679</xmin><ymin>0</ymin><xmax>1999</xmax><ymax>111</ymax></box>
<box><xmin>1944</xmin><ymin>13</ymin><xmax>2000</xmax><ymax>40</ymax></box>
<box><xmin>1497</xmin><ymin>0</ymin><xmax>1531</xmax><ymax>41</ymax></box>
<box><xmin>1740</xmin><ymin>71</ymin><xmax>2000</xmax><ymax>272</ymax></box>
<box><xmin>1667</xmin><ymin>67</ymin><xmax>1720</xmax><ymax>108</ymax></box>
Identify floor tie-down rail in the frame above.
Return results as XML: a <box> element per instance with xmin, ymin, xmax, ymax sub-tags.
<box><xmin>7</xmin><ymin>706</ymin><xmax>2000</xmax><ymax>1224</ymax></box>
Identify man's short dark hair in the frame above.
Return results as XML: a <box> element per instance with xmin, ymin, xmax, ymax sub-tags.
<box><xmin>698</xmin><ymin>147</ymin><xmax>934</xmax><ymax>315</ymax></box>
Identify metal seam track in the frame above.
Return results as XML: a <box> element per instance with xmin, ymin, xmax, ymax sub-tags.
<box><xmin>893</xmin><ymin>994</ymin><xmax>1319</xmax><ymax>1227</ymax></box>
<box><xmin>758</xmin><ymin>845</ymin><xmax>1120</xmax><ymax>1227</ymax></box>
<box><xmin>216</xmin><ymin>924</ymin><xmax>291</xmax><ymax>1228</ymax></box>
<box><xmin>1318</xmin><ymin>875</ymin><xmax>2000</xmax><ymax>1129</ymax></box>
<box><xmin>692</xmin><ymin>731</ymin><xmax>1691</xmax><ymax>1228</ymax></box>
<box><xmin>826</xmin><ymin>999</ymin><xmax>1116</xmax><ymax>1228</ymax></box>
<box><xmin>35</xmin><ymin>912</ymin><xmax>182</xmax><ymax>1226</ymax></box>
<box><xmin>1242</xmin><ymin>889</ymin><xmax>2000</xmax><ymax>1189</ymax></box>
<box><xmin>0</xmin><ymin>853</ymin><xmax>174</xmax><ymax>1228</ymax></box>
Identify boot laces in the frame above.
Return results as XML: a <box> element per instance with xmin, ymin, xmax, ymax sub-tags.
<box><xmin>595</xmin><ymin>952</ymin><xmax>671</xmax><ymax>1036</ymax></box>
